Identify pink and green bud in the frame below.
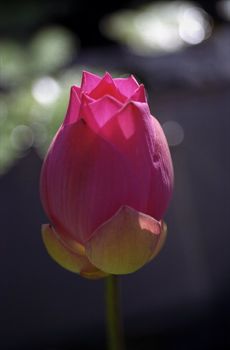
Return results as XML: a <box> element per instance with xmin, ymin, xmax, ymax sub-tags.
<box><xmin>40</xmin><ymin>71</ymin><xmax>173</xmax><ymax>279</ymax></box>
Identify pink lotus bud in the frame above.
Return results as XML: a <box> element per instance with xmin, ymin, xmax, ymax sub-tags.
<box><xmin>40</xmin><ymin>71</ymin><xmax>173</xmax><ymax>279</ymax></box>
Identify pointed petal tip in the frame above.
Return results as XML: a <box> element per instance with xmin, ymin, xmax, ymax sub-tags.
<box><xmin>113</xmin><ymin>75</ymin><xmax>140</xmax><ymax>98</ymax></box>
<box><xmin>71</xmin><ymin>84</ymin><xmax>80</xmax><ymax>92</ymax></box>
<box><xmin>89</xmin><ymin>72</ymin><xmax>126</xmax><ymax>102</ymax></box>
<box><xmin>104</xmin><ymin>71</ymin><xmax>113</xmax><ymax>79</ymax></box>
<box><xmin>63</xmin><ymin>86</ymin><xmax>81</xmax><ymax>126</ymax></box>
<box><xmin>131</xmin><ymin>84</ymin><xmax>147</xmax><ymax>102</ymax></box>
<box><xmin>82</xmin><ymin>70</ymin><xmax>101</xmax><ymax>80</ymax></box>
<box><xmin>100</xmin><ymin>72</ymin><xmax>115</xmax><ymax>86</ymax></box>
<box><xmin>130</xmin><ymin>74</ymin><xmax>140</xmax><ymax>86</ymax></box>
<box><xmin>85</xmin><ymin>206</ymin><xmax>163</xmax><ymax>275</ymax></box>
<box><xmin>86</xmin><ymin>94</ymin><xmax>123</xmax><ymax>128</ymax></box>
<box><xmin>81</xmin><ymin>71</ymin><xmax>102</xmax><ymax>93</ymax></box>
<box><xmin>118</xmin><ymin>99</ymin><xmax>149</xmax><ymax>117</ymax></box>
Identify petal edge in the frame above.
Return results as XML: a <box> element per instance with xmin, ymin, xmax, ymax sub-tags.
<box><xmin>41</xmin><ymin>224</ymin><xmax>108</xmax><ymax>279</ymax></box>
<box><xmin>85</xmin><ymin>206</ymin><xmax>164</xmax><ymax>275</ymax></box>
<box><xmin>63</xmin><ymin>86</ymin><xmax>81</xmax><ymax>126</ymax></box>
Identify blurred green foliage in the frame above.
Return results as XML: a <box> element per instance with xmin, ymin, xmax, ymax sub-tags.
<box><xmin>101</xmin><ymin>1</ymin><xmax>212</xmax><ymax>54</ymax></box>
<box><xmin>0</xmin><ymin>26</ymin><xmax>117</xmax><ymax>175</ymax></box>
<box><xmin>0</xmin><ymin>26</ymin><xmax>78</xmax><ymax>175</ymax></box>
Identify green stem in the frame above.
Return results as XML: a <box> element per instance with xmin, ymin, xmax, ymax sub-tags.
<box><xmin>105</xmin><ymin>275</ymin><xmax>125</xmax><ymax>350</ymax></box>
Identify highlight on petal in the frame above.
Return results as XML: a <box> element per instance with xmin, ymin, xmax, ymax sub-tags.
<box><xmin>63</xmin><ymin>86</ymin><xmax>81</xmax><ymax>126</ymax></box>
<box><xmin>86</xmin><ymin>95</ymin><xmax>122</xmax><ymax>131</ymax></box>
<box><xmin>81</xmin><ymin>71</ymin><xmax>101</xmax><ymax>93</ymax></box>
<box><xmin>89</xmin><ymin>72</ymin><xmax>126</xmax><ymax>103</ymax></box>
<box><xmin>130</xmin><ymin>84</ymin><xmax>147</xmax><ymax>102</ymax></box>
<box><xmin>113</xmin><ymin>75</ymin><xmax>139</xmax><ymax>98</ymax></box>
<box><xmin>148</xmin><ymin>221</ymin><xmax>167</xmax><ymax>261</ymax></box>
<box><xmin>99</xmin><ymin>100</ymin><xmax>150</xmax><ymax>145</ymax></box>
<box><xmin>85</xmin><ymin>206</ymin><xmax>163</xmax><ymax>275</ymax></box>
<box><xmin>41</xmin><ymin>224</ymin><xmax>108</xmax><ymax>279</ymax></box>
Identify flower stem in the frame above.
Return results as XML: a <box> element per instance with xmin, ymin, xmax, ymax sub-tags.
<box><xmin>105</xmin><ymin>275</ymin><xmax>125</xmax><ymax>350</ymax></box>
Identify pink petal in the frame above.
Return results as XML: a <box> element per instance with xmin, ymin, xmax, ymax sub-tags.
<box><xmin>63</xmin><ymin>86</ymin><xmax>81</xmax><ymax>126</ymax></box>
<box><xmin>81</xmin><ymin>71</ymin><xmax>101</xmax><ymax>93</ymax></box>
<box><xmin>41</xmin><ymin>91</ymin><xmax>173</xmax><ymax>246</ymax></box>
<box><xmin>40</xmin><ymin>120</ymin><xmax>135</xmax><ymax>244</ymax></box>
<box><xmin>85</xmin><ymin>206</ymin><xmax>164</xmax><ymax>274</ymax></box>
<box><xmin>98</xmin><ymin>101</ymin><xmax>173</xmax><ymax>220</ymax></box>
<box><xmin>99</xmin><ymin>101</ymin><xmax>151</xmax><ymax>150</ymax></box>
<box><xmin>84</xmin><ymin>95</ymin><xmax>122</xmax><ymax>132</ymax></box>
<box><xmin>89</xmin><ymin>72</ymin><xmax>126</xmax><ymax>103</ymax></box>
<box><xmin>41</xmin><ymin>224</ymin><xmax>108</xmax><ymax>279</ymax></box>
<box><xmin>113</xmin><ymin>75</ymin><xmax>140</xmax><ymax>98</ymax></box>
<box><xmin>78</xmin><ymin>93</ymin><xmax>99</xmax><ymax>131</ymax></box>
<box><xmin>130</xmin><ymin>84</ymin><xmax>147</xmax><ymax>102</ymax></box>
<box><xmin>72</xmin><ymin>85</ymin><xmax>81</xmax><ymax>98</ymax></box>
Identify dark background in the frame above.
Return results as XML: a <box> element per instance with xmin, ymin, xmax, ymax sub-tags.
<box><xmin>0</xmin><ymin>0</ymin><xmax>230</xmax><ymax>349</ymax></box>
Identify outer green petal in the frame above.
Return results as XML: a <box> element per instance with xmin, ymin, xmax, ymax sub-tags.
<box><xmin>41</xmin><ymin>224</ymin><xmax>108</xmax><ymax>279</ymax></box>
<box><xmin>85</xmin><ymin>206</ymin><xmax>164</xmax><ymax>275</ymax></box>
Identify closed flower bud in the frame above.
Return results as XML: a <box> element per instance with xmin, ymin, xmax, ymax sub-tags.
<box><xmin>40</xmin><ymin>71</ymin><xmax>173</xmax><ymax>279</ymax></box>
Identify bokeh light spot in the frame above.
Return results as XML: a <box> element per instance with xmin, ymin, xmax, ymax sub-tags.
<box><xmin>101</xmin><ymin>1</ymin><xmax>212</xmax><ymax>55</ymax></box>
<box><xmin>178</xmin><ymin>7</ymin><xmax>211</xmax><ymax>44</ymax></box>
<box><xmin>32</xmin><ymin>77</ymin><xmax>61</xmax><ymax>105</ymax></box>
<box><xmin>162</xmin><ymin>121</ymin><xmax>184</xmax><ymax>146</ymax></box>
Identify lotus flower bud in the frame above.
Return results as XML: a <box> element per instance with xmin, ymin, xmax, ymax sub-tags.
<box><xmin>40</xmin><ymin>71</ymin><xmax>173</xmax><ymax>279</ymax></box>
